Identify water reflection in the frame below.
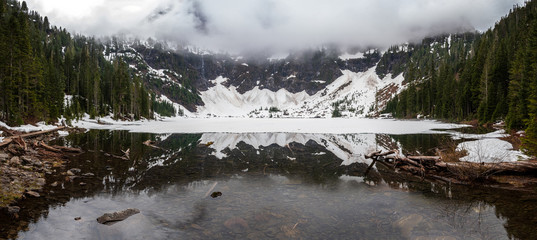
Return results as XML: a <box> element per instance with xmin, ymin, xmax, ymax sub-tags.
<box><xmin>1</xmin><ymin>131</ymin><xmax>536</xmax><ymax>239</ymax></box>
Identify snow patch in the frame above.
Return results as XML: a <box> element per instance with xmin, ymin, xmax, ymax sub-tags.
<box><xmin>339</xmin><ymin>52</ymin><xmax>365</xmax><ymax>60</ymax></box>
<box><xmin>197</xmin><ymin>66</ymin><xmax>404</xmax><ymax>118</ymax></box>
<box><xmin>268</xmin><ymin>53</ymin><xmax>289</xmax><ymax>61</ymax></box>
<box><xmin>64</xmin><ymin>95</ymin><xmax>73</xmax><ymax>106</ymax></box>
<box><xmin>198</xmin><ymin>77</ymin><xmax>310</xmax><ymax>117</ymax></box>
<box><xmin>452</xmin><ymin>129</ymin><xmax>529</xmax><ymax>163</ymax></box>
<box><xmin>157</xmin><ymin>95</ymin><xmax>194</xmax><ymax>117</ymax></box>
<box><xmin>57</xmin><ymin>131</ymin><xmax>69</xmax><ymax>137</ymax></box>
<box><xmin>457</xmin><ymin>138</ymin><xmax>527</xmax><ymax>163</ymax></box>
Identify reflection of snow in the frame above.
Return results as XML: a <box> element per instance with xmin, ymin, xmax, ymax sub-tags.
<box><xmin>199</xmin><ymin>133</ymin><xmax>389</xmax><ymax>165</ymax></box>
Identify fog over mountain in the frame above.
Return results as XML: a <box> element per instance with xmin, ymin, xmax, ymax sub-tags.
<box><xmin>27</xmin><ymin>0</ymin><xmax>524</xmax><ymax>53</ymax></box>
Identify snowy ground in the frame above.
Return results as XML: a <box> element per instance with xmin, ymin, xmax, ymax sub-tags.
<box><xmin>0</xmin><ymin>121</ymin><xmax>59</xmax><ymax>133</ymax></box>
<box><xmin>71</xmin><ymin>117</ymin><xmax>461</xmax><ymax>134</ymax></box>
<box><xmin>455</xmin><ymin>129</ymin><xmax>528</xmax><ymax>163</ymax></box>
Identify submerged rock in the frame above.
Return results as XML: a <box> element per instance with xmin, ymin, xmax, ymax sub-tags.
<box><xmin>224</xmin><ymin>217</ymin><xmax>249</xmax><ymax>232</ymax></box>
<box><xmin>96</xmin><ymin>208</ymin><xmax>140</xmax><ymax>225</ymax></box>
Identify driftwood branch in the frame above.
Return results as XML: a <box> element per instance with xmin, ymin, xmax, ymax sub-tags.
<box><xmin>1</xmin><ymin>126</ymin><xmax>66</xmax><ymax>148</ymax></box>
<box><xmin>143</xmin><ymin>140</ymin><xmax>162</xmax><ymax>150</ymax></box>
<box><xmin>53</xmin><ymin>145</ymin><xmax>83</xmax><ymax>153</ymax></box>
<box><xmin>0</xmin><ymin>138</ymin><xmax>13</xmax><ymax>148</ymax></box>
<box><xmin>39</xmin><ymin>141</ymin><xmax>61</xmax><ymax>153</ymax></box>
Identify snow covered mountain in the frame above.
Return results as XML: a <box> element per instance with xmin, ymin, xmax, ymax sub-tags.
<box><xmin>100</xmin><ymin>35</ymin><xmax>465</xmax><ymax>118</ymax></box>
<box><xmin>195</xmin><ymin>67</ymin><xmax>404</xmax><ymax>118</ymax></box>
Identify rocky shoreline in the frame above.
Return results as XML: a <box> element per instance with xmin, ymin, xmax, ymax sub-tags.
<box><xmin>0</xmin><ymin>127</ymin><xmax>83</xmax><ymax>216</ymax></box>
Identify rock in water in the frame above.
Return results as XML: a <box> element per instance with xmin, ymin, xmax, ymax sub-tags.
<box><xmin>96</xmin><ymin>208</ymin><xmax>140</xmax><ymax>225</ymax></box>
<box><xmin>25</xmin><ymin>191</ymin><xmax>40</xmax><ymax>198</ymax></box>
<box><xmin>210</xmin><ymin>191</ymin><xmax>222</xmax><ymax>198</ymax></box>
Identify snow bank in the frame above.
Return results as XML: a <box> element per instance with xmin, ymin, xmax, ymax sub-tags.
<box><xmin>457</xmin><ymin>138</ymin><xmax>527</xmax><ymax>163</ymax></box>
<box><xmin>57</xmin><ymin>131</ymin><xmax>69</xmax><ymax>137</ymax></box>
<box><xmin>0</xmin><ymin>120</ymin><xmax>60</xmax><ymax>143</ymax></box>
<box><xmin>455</xmin><ymin>129</ymin><xmax>528</xmax><ymax>163</ymax></box>
<box><xmin>0</xmin><ymin>120</ymin><xmax>58</xmax><ymax>133</ymax></box>
<box><xmin>70</xmin><ymin>114</ymin><xmax>153</xmax><ymax>130</ymax></box>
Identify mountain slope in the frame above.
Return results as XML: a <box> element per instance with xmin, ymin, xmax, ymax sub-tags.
<box><xmin>104</xmin><ymin>40</ymin><xmax>406</xmax><ymax>118</ymax></box>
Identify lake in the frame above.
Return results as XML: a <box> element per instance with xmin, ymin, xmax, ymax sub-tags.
<box><xmin>1</xmin><ymin>119</ymin><xmax>535</xmax><ymax>239</ymax></box>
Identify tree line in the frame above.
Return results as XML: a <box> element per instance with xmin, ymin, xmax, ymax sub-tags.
<box><xmin>383</xmin><ymin>1</ymin><xmax>537</xmax><ymax>155</ymax></box>
<box><xmin>0</xmin><ymin>0</ymin><xmax>171</xmax><ymax>126</ymax></box>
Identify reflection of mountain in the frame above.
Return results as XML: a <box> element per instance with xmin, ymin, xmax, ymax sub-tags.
<box><xmin>200</xmin><ymin>133</ymin><xmax>389</xmax><ymax>165</ymax></box>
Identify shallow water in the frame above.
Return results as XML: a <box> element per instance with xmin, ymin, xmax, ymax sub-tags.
<box><xmin>1</xmin><ymin>130</ymin><xmax>536</xmax><ymax>239</ymax></box>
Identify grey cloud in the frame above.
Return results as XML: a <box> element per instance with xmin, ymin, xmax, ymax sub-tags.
<box><xmin>27</xmin><ymin>0</ymin><xmax>526</xmax><ymax>54</ymax></box>
<box><xmin>188</xmin><ymin>0</ymin><xmax>209</xmax><ymax>34</ymax></box>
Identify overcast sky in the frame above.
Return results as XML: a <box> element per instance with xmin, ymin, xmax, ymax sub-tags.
<box><xmin>26</xmin><ymin>0</ymin><xmax>525</xmax><ymax>54</ymax></box>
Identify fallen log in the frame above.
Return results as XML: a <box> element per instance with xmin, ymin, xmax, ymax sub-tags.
<box><xmin>0</xmin><ymin>138</ymin><xmax>13</xmax><ymax>148</ymax></box>
<box><xmin>367</xmin><ymin>149</ymin><xmax>537</xmax><ymax>185</ymax></box>
<box><xmin>0</xmin><ymin>126</ymin><xmax>66</xmax><ymax>148</ymax></box>
<box><xmin>39</xmin><ymin>141</ymin><xmax>61</xmax><ymax>153</ymax></box>
<box><xmin>143</xmin><ymin>140</ymin><xmax>162</xmax><ymax>150</ymax></box>
<box><xmin>365</xmin><ymin>150</ymin><xmax>382</xmax><ymax>159</ymax></box>
<box><xmin>53</xmin><ymin>145</ymin><xmax>83</xmax><ymax>153</ymax></box>
<box><xmin>407</xmin><ymin>156</ymin><xmax>441</xmax><ymax>161</ymax></box>
<box><xmin>444</xmin><ymin>161</ymin><xmax>537</xmax><ymax>175</ymax></box>
<box><xmin>396</xmin><ymin>157</ymin><xmax>422</xmax><ymax>168</ymax></box>
<box><xmin>13</xmin><ymin>136</ymin><xmax>27</xmax><ymax>150</ymax></box>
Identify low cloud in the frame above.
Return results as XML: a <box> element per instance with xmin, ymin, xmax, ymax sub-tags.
<box><xmin>27</xmin><ymin>0</ymin><xmax>525</xmax><ymax>53</ymax></box>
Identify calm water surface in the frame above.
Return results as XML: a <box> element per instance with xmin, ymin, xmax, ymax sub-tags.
<box><xmin>1</xmin><ymin>130</ymin><xmax>536</xmax><ymax>239</ymax></box>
